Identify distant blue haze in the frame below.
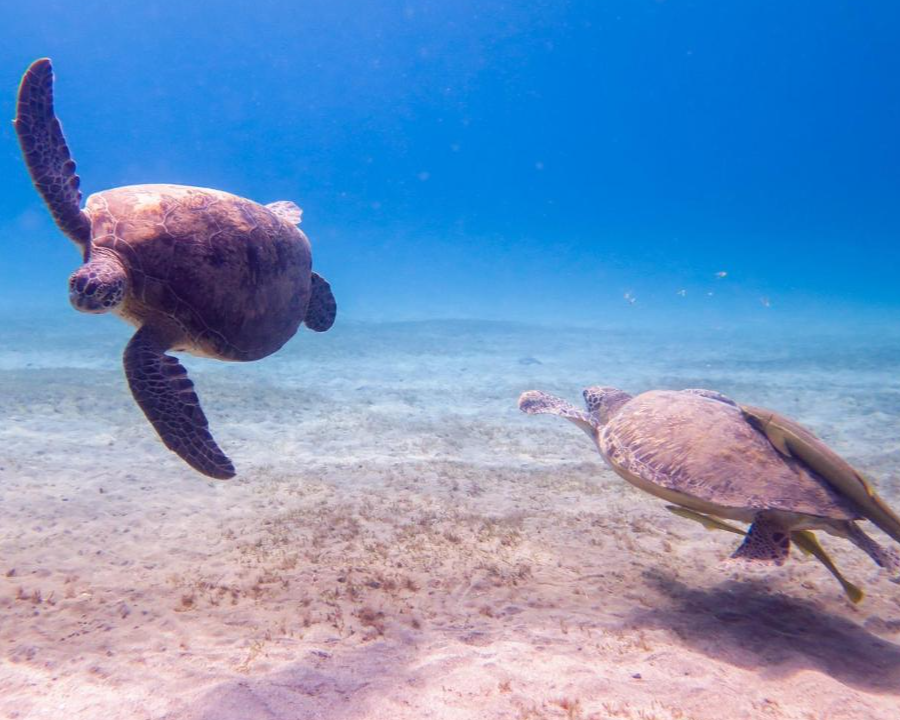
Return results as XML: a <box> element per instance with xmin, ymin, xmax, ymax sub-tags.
<box><xmin>1</xmin><ymin>1</ymin><xmax>898</xmax><ymax>327</ymax></box>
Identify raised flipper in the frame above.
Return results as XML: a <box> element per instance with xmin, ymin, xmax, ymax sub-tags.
<box><xmin>14</xmin><ymin>58</ymin><xmax>92</xmax><ymax>254</ymax></box>
<box><xmin>266</xmin><ymin>200</ymin><xmax>303</xmax><ymax>225</ymax></box>
<box><xmin>519</xmin><ymin>390</ymin><xmax>599</xmax><ymax>438</ymax></box>
<box><xmin>742</xmin><ymin>405</ymin><xmax>900</xmax><ymax>545</ymax></box>
<box><xmin>666</xmin><ymin>505</ymin><xmax>863</xmax><ymax>602</ymax></box>
<box><xmin>303</xmin><ymin>272</ymin><xmax>336</xmax><ymax>332</ymax></box>
<box><xmin>124</xmin><ymin>326</ymin><xmax>235</xmax><ymax>479</ymax></box>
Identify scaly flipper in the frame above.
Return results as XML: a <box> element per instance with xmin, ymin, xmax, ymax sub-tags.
<box><xmin>124</xmin><ymin>326</ymin><xmax>235</xmax><ymax>479</ymax></box>
<box><xmin>839</xmin><ymin>520</ymin><xmax>900</xmax><ymax>580</ymax></box>
<box><xmin>303</xmin><ymin>272</ymin><xmax>337</xmax><ymax>332</ymax></box>
<box><xmin>665</xmin><ymin>505</ymin><xmax>863</xmax><ymax>603</ymax></box>
<box><xmin>14</xmin><ymin>58</ymin><xmax>92</xmax><ymax>253</ymax></box>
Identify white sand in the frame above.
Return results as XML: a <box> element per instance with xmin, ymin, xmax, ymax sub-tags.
<box><xmin>1</xmin><ymin>316</ymin><xmax>899</xmax><ymax>719</ymax></box>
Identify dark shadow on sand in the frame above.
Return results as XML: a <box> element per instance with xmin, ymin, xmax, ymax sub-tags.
<box><xmin>631</xmin><ymin>569</ymin><xmax>900</xmax><ymax>694</ymax></box>
<box><xmin>163</xmin><ymin>638</ymin><xmax>420</xmax><ymax>720</ymax></box>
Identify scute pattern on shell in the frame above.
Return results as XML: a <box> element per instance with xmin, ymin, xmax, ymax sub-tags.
<box><xmin>599</xmin><ymin>390</ymin><xmax>858</xmax><ymax>518</ymax></box>
<box><xmin>86</xmin><ymin>184</ymin><xmax>313</xmax><ymax>361</ymax></box>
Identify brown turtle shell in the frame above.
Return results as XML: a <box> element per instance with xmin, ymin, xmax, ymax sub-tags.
<box><xmin>598</xmin><ymin>390</ymin><xmax>858</xmax><ymax>520</ymax></box>
<box><xmin>86</xmin><ymin>184</ymin><xmax>311</xmax><ymax>361</ymax></box>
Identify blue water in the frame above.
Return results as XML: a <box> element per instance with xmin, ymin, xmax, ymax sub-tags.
<box><xmin>5</xmin><ymin>5</ymin><xmax>900</xmax><ymax>716</ymax></box>
<box><xmin>2</xmin><ymin>1</ymin><xmax>898</xmax><ymax>327</ymax></box>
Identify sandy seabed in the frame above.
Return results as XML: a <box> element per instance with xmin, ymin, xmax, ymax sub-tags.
<box><xmin>1</xmin><ymin>313</ymin><xmax>900</xmax><ymax>720</ymax></box>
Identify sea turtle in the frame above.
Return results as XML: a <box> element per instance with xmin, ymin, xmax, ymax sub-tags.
<box><xmin>519</xmin><ymin>386</ymin><xmax>900</xmax><ymax>601</ymax></box>
<box><xmin>14</xmin><ymin>58</ymin><xmax>337</xmax><ymax>479</ymax></box>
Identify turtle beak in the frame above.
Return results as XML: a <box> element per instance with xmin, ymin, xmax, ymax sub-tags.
<box><xmin>68</xmin><ymin>271</ymin><xmax>115</xmax><ymax>313</ymax></box>
<box><xmin>69</xmin><ymin>287</ymin><xmax>107</xmax><ymax>313</ymax></box>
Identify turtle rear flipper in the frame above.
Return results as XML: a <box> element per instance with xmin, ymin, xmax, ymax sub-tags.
<box><xmin>838</xmin><ymin>521</ymin><xmax>900</xmax><ymax>580</ymax></box>
<box><xmin>14</xmin><ymin>58</ymin><xmax>92</xmax><ymax>252</ymax></box>
<box><xmin>742</xmin><ymin>405</ymin><xmax>900</xmax><ymax>545</ymax></box>
<box><xmin>303</xmin><ymin>272</ymin><xmax>336</xmax><ymax>332</ymax></box>
<box><xmin>666</xmin><ymin>505</ymin><xmax>863</xmax><ymax>603</ymax></box>
<box><xmin>124</xmin><ymin>326</ymin><xmax>235</xmax><ymax>479</ymax></box>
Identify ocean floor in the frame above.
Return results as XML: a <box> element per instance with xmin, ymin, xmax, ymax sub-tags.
<box><xmin>1</xmin><ymin>313</ymin><xmax>900</xmax><ymax>720</ymax></box>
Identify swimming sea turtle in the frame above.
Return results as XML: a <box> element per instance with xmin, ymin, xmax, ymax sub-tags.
<box><xmin>519</xmin><ymin>386</ymin><xmax>900</xmax><ymax>601</ymax></box>
<box><xmin>15</xmin><ymin>58</ymin><xmax>337</xmax><ymax>479</ymax></box>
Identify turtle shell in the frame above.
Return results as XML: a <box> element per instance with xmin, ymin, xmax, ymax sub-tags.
<box><xmin>86</xmin><ymin>184</ymin><xmax>312</xmax><ymax>361</ymax></box>
<box><xmin>598</xmin><ymin>390</ymin><xmax>858</xmax><ymax>520</ymax></box>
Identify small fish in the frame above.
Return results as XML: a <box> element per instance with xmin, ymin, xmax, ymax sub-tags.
<box><xmin>624</xmin><ymin>291</ymin><xmax>636</xmax><ymax>305</ymax></box>
<box><xmin>676</xmin><ymin>289</ymin><xmax>687</xmax><ymax>297</ymax></box>
<box><xmin>715</xmin><ymin>271</ymin><xmax>728</xmax><ymax>279</ymax></box>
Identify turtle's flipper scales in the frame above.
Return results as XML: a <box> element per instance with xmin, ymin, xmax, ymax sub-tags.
<box><xmin>304</xmin><ymin>272</ymin><xmax>336</xmax><ymax>332</ymax></box>
<box><xmin>15</xmin><ymin>58</ymin><xmax>92</xmax><ymax>250</ymax></box>
<box><xmin>731</xmin><ymin>512</ymin><xmax>791</xmax><ymax>565</ymax></box>
<box><xmin>841</xmin><ymin>521</ymin><xmax>900</xmax><ymax>580</ymax></box>
<box><xmin>124</xmin><ymin>327</ymin><xmax>235</xmax><ymax>480</ymax></box>
<box><xmin>668</xmin><ymin>506</ymin><xmax>863</xmax><ymax>602</ymax></box>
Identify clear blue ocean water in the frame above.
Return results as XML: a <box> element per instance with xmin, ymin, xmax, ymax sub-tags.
<box><xmin>4</xmin><ymin>6</ymin><xmax>900</xmax><ymax>716</ymax></box>
<box><xmin>2</xmin><ymin>1</ymin><xmax>898</xmax><ymax>328</ymax></box>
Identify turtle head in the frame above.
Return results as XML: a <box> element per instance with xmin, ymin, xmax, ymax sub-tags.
<box><xmin>68</xmin><ymin>254</ymin><xmax>128</xmax><ymax>314</ymax></box>
<box><xmin>582</xmin><ymin>386</ymin><xmax>633</xmax><ymax>425</ymax></box>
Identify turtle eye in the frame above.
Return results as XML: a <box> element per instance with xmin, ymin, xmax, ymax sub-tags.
<box><xmin>70</xmin><ymin>274</ymin><xmax>87</xmax><ymax>292</ymax></box>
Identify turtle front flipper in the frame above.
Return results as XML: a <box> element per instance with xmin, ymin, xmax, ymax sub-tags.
<box><xmin>731</xmin><ymin>512</ymin><xmax>792</xmax><ymax>565</ymax></box>
<box><xmin>14</xmin><ymin>58</ymin><xmax>92</xmax><ymax>253</ymax></box>
<box><xmin>124</xmin><ymin>326</ymin><xmax>235</xmax><ymax>479</ymax></box>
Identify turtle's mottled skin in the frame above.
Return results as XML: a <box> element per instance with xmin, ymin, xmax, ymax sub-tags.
<box><xmin>520</xmin><ymin>386</ymin><xmax>900</xmax><ymax>601</ymax></box>
<box><xmin>15</xmin><ymin>58</ymin><xmax>336</xmax><ymax>479</ymax></box>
